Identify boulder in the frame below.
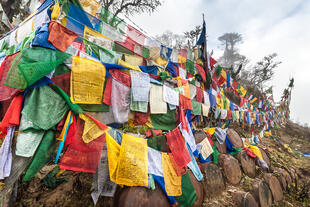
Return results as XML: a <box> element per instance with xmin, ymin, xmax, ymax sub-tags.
<box><xmin>226</xmin><ymin>129</ymin><xmax>243</xmax><ymax>149</ymax></box>
<box><xmin>263</xmin><ymin>173</ymin><xmax>283</xmax><ymax>202</ymax></box>
<box><xmin>273</xmin><ymin>168</ymin><xmax>287</xmax><ymax>191</ymax></box>
<box><xmin>252</xmin><ymin>180</ymin><xmax>273</xmax><ymax>207</ymax></box>
<box><xmin>236</xmin><ymin>150</ymin><xmax>256</xmax><ymax>178</ymax></box>
<box><xmin>193</xmin><ymin>130</ymin><xmax>208</xmax><ymax>143</ymax></box>
<box><xmin>189</xmin><ymin>171</ymin><xmax>204</xmax><ymax>207</ymax></box>
<box><xmin>218</xmin><ymin>154</ymin><xmax>242</xmax><ymax>185</ymax></box>
<box><xmin>216</xmin><ymin>141</ymin><xmax>227</xmax><ymax>154</ymax></box>
<box><xmin>273</xmin><ymin>167</ymin><xmax>292</xmax><ymax>190</ymax></box>
<box><xmin>259</xmin><ymin>147</ymin><xmax>271</xmax><ymax>168</ymax></box>
<box><xmin>201</xmin><ymin>163</ymin><xmax>225</xmax><ymax>198</ymax></box>
<box><xmin>114</xmin><ymin>183</ymin><xmax>170</xmax><ymax>207</ymax></box>
<box><xmin>231</xmin><ymin>190</ymin><xmax>258</xmax><ymax>207</ymax></box>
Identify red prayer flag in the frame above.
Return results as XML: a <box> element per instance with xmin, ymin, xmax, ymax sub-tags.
<box><xmin>195</xmin><ymin>64</ymin><xmax>206</xmax><ymax>82</ymax></box>
<box><xmin>103</xmin><ymin>77</ymin><xmax>112</xmax><ymax>105</ymax></box>
<box><xmin>179</xmin><ymin>94</ymin><xmax>192</xmax><ymax>110</ymax></box>
<box><xmin>59</xmin><ymin>117</ymin><xmax>105</xmax><ymax>173</ymax></box>
<box><xmin>165</xmin><ymin>127</ymin><xmax>191</xmax><ymax>169</ymax></box>
<box><xmin>48</xmin><ymin>21</ymin><xmax>78</xmax><ymax>52</ymax></box>
<box><xmin>0</xmin><ymin>93</ymin><xmax>23</xmax><ymax>135</ymax></box>
<box><xmin>196</xmin><ymin>87</ymin><xmax>204</xmax><ymax>103</ymax></box>
<box><xmin>0</xmin><ymin>52</ymin><xmax>21</xmax><ymax>101</ymax></box>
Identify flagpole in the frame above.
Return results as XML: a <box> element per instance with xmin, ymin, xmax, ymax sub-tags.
<box><xmin>202</xmin><ymin>13</ymin><xmax>209</xmax><ymax>71</ymax></box>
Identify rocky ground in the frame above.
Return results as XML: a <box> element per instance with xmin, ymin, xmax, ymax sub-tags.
<box><xmin>1</xmin><ymin>121</ymin><xmax>309</xmax><ymax>207</ymax></box>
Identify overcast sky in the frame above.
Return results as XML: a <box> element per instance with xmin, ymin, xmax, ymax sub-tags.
<box><xmin>130</xmin><ymin>0</ymin><xmax>310</xmax><ymax>125</ymax></box>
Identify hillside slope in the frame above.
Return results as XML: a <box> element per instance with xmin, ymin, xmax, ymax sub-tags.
<box><xmin>1</xmin><ymin>121</ymin><xmax>308</xmax><ymax>207</ymax></box>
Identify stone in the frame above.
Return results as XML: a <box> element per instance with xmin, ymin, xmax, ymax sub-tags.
<box><xmin>113</xmin><ymin>183</ymin><xmax>170</xmax><ymax>207</ymax></box>
<box><xmin>216</xmin><ymin>141</ymin><xmax>227</xmax><ymax>154</ymax></box>
<box><xmin>201</xmin><ymin>163</ymin><xmax>225</xmax><ymax>198</ymax></box>
<box><xmin>231</xmin><ymin>190</ymin><xmax>258</xmax><ymax>207</ymax></box>
<box><xmin>236</xmin><ymin>150</ymin><xmax>256</xmax><ymax>178</ymax></box>
<box><xmin>263</xmin><ymin>173</ymin><xmax>283</xmax><ymax>202</ymax></box>
<box><xmin>193</xmin><ymin>130</ymin><xmax>208</xmax><ymax>143</ymax></box>
<box><xmin>226</xmin><ymin>129</ymin><xmax>243</xmax><ymax>149</ymax></box>
<box><xmin>189</xmin><ymin>171</ymin><xmax>204</xmax><ymax>207</ymax></box>
<box><xmin>274</xmin><ymin>167</ymin><xmax>292</xmax><ymax>190</ymax></box>
<box><xmin>259</xmin><ymin>147</ymin><xmax>271</xmax><ymax>168</ymax></box>
<box><xmin>218</xmin><ymin>154</ymin><xmax>242</xmax><ymax>185</ymax></box>
<box><xmin>273</xmin><ymin>168</ymin><xmax>287</xmax><ymax>191</ymax></box>
<box><xmin>252</xmin><ymin>180</ymin><xmax>273</xmax><ymax>207</ymax></box>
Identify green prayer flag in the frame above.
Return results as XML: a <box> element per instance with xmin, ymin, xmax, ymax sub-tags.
<box><xmin>177</xmin><ymin>172</ymin><xmax>197</xmax><ymax>207</ymax></box>
<box><xmin>150</xmin><ymin>109</ymin><xmax>176</xmax><ymax>131</ymax></box>
<box><xmin>23</xmin><ymin>130</ymin><xmax>56</xmax><ymax>182</ymax></box>
<box><xmin>192</xmin><ymin>100</ymin><xmax>201</xmax><ymax>116</ymax></box>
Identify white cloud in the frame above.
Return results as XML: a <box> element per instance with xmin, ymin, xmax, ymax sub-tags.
<box><xmin>130</xmin><ymin>0</ymin><xmax>310</xmax><ymax>124</ymax></box>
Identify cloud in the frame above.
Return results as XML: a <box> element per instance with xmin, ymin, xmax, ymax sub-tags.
<box><xmin>130</xmin><ymin>0</ymin><xmax>310</xmax><ymax>124</ymax></box>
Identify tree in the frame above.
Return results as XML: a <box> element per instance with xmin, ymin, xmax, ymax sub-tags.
<box><xmin>100</xmin><ymin>0</ymin><xmax>162</xmax><ymax>18</ymax></box>
<box><xmin>184</xmin><ymin>25</ymin><xmax>201</xmax><ymax>50</ymax></box>
<box><xmin>248</xmin><ymin>53</ymin><xmax>282</xmax><ymax>91</ymax></box>
<box><xmin>155</xmin><ymin>30</ymin><xmax>187</xmax><ymax>49</ymax></box>
<box><xmin>217</xmin><ymin>32</ymin><xmax>248</xmax><ymax>80</ymax></box>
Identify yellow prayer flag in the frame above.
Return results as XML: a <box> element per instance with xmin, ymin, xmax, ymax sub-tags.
<box><xmin>51</xmin><ymin>2</ymin><xmax>60</xmax><ymax>20</ymax></box>
<box><xmin>79</xmin><ymin>0</ymin><xmax>100</xmax><ymax>16</ymax></box>
<box><xmin>248</xmin><ymin>145</ymin><xmax>263</xmax><ymax>160</ymax></box>
<box><xmin>204</xmin><ymin>128</ymin><xmax>216</xmax><ymax>135</ymax></box>
<box><xmin>118</xmin><ymin>58</ymin><xmax>142</xmax><ymax>71</ymax></box>
<box><xmin>106</xmin><ymin>132</ymin><xmax>121</xmax><ymax>182</ymax></box>
<box><xmin>155</xmin><ymin>56</ymin><xmax>168</xmax><ymax>66</ymax></box>
<box><xmin>57</xmin><ymin>111</ymin><xmax>73</xmax><ymax>141</ymax></box>
<box><xmin>162</xmin><ymin>153</ymin><xmax>182</xmax><ymax>196</ymax></box>
<box><xmin>178</xmin><ymin>55</ymin><xmax>187</xmax><ymax>63</ymax></box>
<box><xmin>124</xmin><ymin>54</ymin><xmax>143</xmax><ymax>66</ymax></box>
<box><xmin>70</xmin><ymin>56</ymin><xmax>106</xmax><ymax>104</ymax></box>
<box><xmin>79</xmin><ymin>113</ymin><xmax>105</xmax><ymax>143</ymax></box>
<box><xmin>116</xmin><ymin>134</ymin><xmax>148</xmax><ymax>186</ymax></box>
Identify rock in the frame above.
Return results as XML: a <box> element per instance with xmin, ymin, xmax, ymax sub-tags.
<box><xmin>263</xmin><ymin>173</ymin><xmax>283</xmax><ymax>202</ymax></box>
<box><xmin>231</xmin><ymin>190</ymin><xmax>258</xmax><ymax>207</ymax></box>
<box><xmin>201</xmin><ymin>163</ymin><xmax>225</xmax><ymax>198</ymax></box>
<box><xmin>287</xmin><ymin>167</ymin><xmax>298</xmax><ymax>187</ymax></box>
<box><xmin>273</xmin><ymin>168</ymin><xmax>287</xmax><ymax>191</ymax></box>
<box><xmin>274</xmin><ymin>167</ymin><xmax>292</xmax><ymax>190</ymax></box>
<box><xmin>193</xmin><ymin>130</ymin><xmax>208</xmax><ymax>143</ymax></box>
<box><xmin>226</xmin><ymin>129</ymin><xmax>243</xmax><ymax>148</ymax></box>
<box><xmin>236</xmin><ymin>150</ymin><xmax>256</xmax><ymax>178</ymax></box>
<box><xmin>216</xmin><ymin>141</ymin><xmax>227</xmax><ymax>154</ymax></box>
<box><xmin>259</xmin><ymin>147</ymin><xmax>271</xmax><ymax>168</ymax></box>
<box><xmin>218</xmin><ymin>154</ymin><xmax>242</xmax><ymax>185</ymax></box>
<box><xmin>114</xmin><ymin>183</ymin><xmax>170</xmax><ymax>207</ymax></box>
<box><xmin>252</xmin><ymin>180</ymin><xmax>273</xmax><ymax>207</ymax></box>
<box><xmin>189</xmin><ymin>171</ymin><xmax>204</xmax><ymax>207</ymax></box>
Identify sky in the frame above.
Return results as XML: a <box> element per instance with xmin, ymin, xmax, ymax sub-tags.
<box><xmin>130</xmin><ymin>0</ymin><xmax>310</xmax><ymax>125</ymax></box>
